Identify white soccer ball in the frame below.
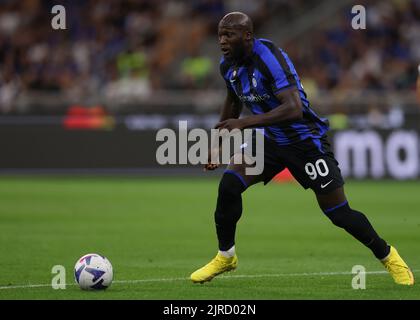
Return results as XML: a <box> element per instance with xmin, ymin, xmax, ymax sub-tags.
<box><xmin>74</xmin><ymin>253</ymin><xmax>113</xmax><ymax>290</ymax></box>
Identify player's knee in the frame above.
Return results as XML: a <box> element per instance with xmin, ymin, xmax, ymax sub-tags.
<box><xmin>218</xmin><ymin>171</ymin><xmax>247</xmax><ymax>200</ymax></box>
<box><xmin>323</xmin><ymin>201</ymin><xmax>352</xmax><ymax>228</ymax></box>
<box><xmin>324</xmin><ymin>202</ymin><xmax>370</xmax><ymax>229</ymax></box>
<box><xmin>215</xmin><ymin>172</ymin><xmax>246</xmax><ymax>223</ymax></box>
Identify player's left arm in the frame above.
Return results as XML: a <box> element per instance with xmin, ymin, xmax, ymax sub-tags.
<box><xmin>215</xmin><ymin>87</ymin><xmax>303</xmax><ymax>130</ymax></box>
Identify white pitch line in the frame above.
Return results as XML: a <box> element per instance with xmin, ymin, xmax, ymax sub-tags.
<box><xmin>1</xmin><ymin>269</ymin><xmax>418</xmax><ymax>290</ymax></box>
<box><xmin>0</xmin><ymin>283</ymin><xmax>72</xmax><ymax>290</ymax></box>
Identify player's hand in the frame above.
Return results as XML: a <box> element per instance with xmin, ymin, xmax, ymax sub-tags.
<box><xmin>204</xmin><ymin>163</ymin><xmax>219</xmax><ymax>171</ymax></box>
<box><xmin>215</xmin><ymin>119</ymin><xmax>246</xmax><ymax>131</ymax></box>
<box><xmin>204</xmin><ymin>147</ymin><xmax>221</xmax><ymax>171</ymax></box>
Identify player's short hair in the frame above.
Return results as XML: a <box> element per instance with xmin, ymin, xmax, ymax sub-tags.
<box><xmin>219</xmin><ymin>12</ymin><xmax>253</xmax><ymax>33</ymax></box>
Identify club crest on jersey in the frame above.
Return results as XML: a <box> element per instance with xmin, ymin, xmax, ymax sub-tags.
<box><xmin>252</xmin><ymin>77</ymin><xmax>257</xmax><ymax>87</ymax></box>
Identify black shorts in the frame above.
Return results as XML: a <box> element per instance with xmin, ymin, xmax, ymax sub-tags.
<box><xmin>243</xmin><ymin>131</ymin><xmax>344</xmax><ymax>194</ymax></box>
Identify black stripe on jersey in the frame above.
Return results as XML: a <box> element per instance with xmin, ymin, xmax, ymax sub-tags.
<box><xmin>259</xmin><ymin>40</ymin><xmax>296</xmax><ymax>86</ymax></box>
<box><xmin>258</xmin><ymin>41</ymin><xmax>321</xmax><ymax>141</ymax></box>
<box><xmin>238</xmin><ymin>64</ymin><xmax>277</xmax><ymax>141</ymax></box>
<box><xmin>252</xmin><ymin>54</ymin><xmax>276</xmax><ymax>91</ymax></box>
<box><xmin>245</xmin><ymin>65</ymin><xmax>270</xmax><ymax>114</ymax></box>
<box><xmin>220</xmin><ymin>59</ymin><xmax>232</xmax><ymax>77</ymax></box>
<box><xmin>246</xmin><ymin>65</ymin><xmax>256</xmax><ymax>94</ymax></box>
<box><xmin>221</xmin><ymin>59</ymin><xmax>237</xmax><ymax>93</ymax></box>
<box><xmin>245</xmin><ymin>62</ymin><xmax>295</xmax><ymax>142</ymax></box>
<box><xmin>302</xmin><ymin>108</ymin><xmax>321</xmax><ymax>135</ymax></box>
<box><xmin>246</xmin><ymin>70</ymin><xmax>283</xmax><ymax>140</ymax></box>
<box><xmin>232</xmin><ymin>65</ymin><xmax>242</xmax><ymax>95</ymax></box>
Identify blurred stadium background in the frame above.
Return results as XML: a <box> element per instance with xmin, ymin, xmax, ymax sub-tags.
<box><xmin>1</xmin><ymin>0</ymin><xmax>420</xmax><ymax>300</ymax></box>
<box><xmin>0</xmin><ymin>0</ymin><xmax>419</xmax><ymax>177</ymax></box>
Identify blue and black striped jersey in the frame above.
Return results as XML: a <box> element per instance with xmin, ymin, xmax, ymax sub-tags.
<box><xmin>220</xmin><ymin>38</ymin><xmax>329</xmax><ymax>146</ymax></box>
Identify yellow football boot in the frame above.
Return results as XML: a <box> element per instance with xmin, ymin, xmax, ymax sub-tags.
<box><xmin>381</xmin><ymin>246</ymin><xmax>414</xmax><ymax>285</ymax></box>
<box><xmin>191</xmin><ymin>253</ymin><xmax>238</xmax><ymax>283</ymax></box>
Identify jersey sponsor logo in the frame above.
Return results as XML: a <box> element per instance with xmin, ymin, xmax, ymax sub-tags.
<box><xmin>238</xmin><ymin>93</ymin><xmax>270</xmax><ymax>103</ymax></box>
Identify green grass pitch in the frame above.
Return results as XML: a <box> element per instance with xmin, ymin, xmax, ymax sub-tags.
<box><xmin>0</xmin><ymin>176</ymin><xmax>419</xmax><ymax>300</ymax></box>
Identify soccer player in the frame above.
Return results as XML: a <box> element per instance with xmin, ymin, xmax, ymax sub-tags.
<box><xmin>190</xmin><ymin>12</ymin><xmax>414</xmax><ymax>285</ymax></box>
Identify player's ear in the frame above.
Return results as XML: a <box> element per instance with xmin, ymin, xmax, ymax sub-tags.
<box><xmin>244</xmin><ymin>31</ymin><xmax>252</xmax><ymax>41</ymax></box>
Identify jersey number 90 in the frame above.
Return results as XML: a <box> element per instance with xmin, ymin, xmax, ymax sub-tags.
<box><xmin>305</xmin><ymin>159</ymin><xmax>329</xmax><ymax>180</ymax></box>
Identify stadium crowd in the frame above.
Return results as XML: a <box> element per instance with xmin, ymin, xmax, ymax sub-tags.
<box><xmin>0</xmin><ymin>0</ymin><xmax>419</xmax><ymax>114</ymax></box>
<box><xmin>288</xmin><ymin>0</ymin><xmax>420</xmax><ymax>103</ymax></box>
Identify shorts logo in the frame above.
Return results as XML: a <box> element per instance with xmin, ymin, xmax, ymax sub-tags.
<box><xmin>321</xmin><ymin>180</ymin><xmax>333</xmax><ymax>189</ymax></box>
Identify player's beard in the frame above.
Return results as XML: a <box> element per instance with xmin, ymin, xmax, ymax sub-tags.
<box><xmin>230</xmin><ymin>41</ymin><xmax>249</xmax><ymax>65</ymax></box>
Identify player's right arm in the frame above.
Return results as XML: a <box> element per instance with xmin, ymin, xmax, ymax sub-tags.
<box><xmin>205</xmin><ymin>88</ymin><xmax>242</xmax><ymax>171</ymax></box>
